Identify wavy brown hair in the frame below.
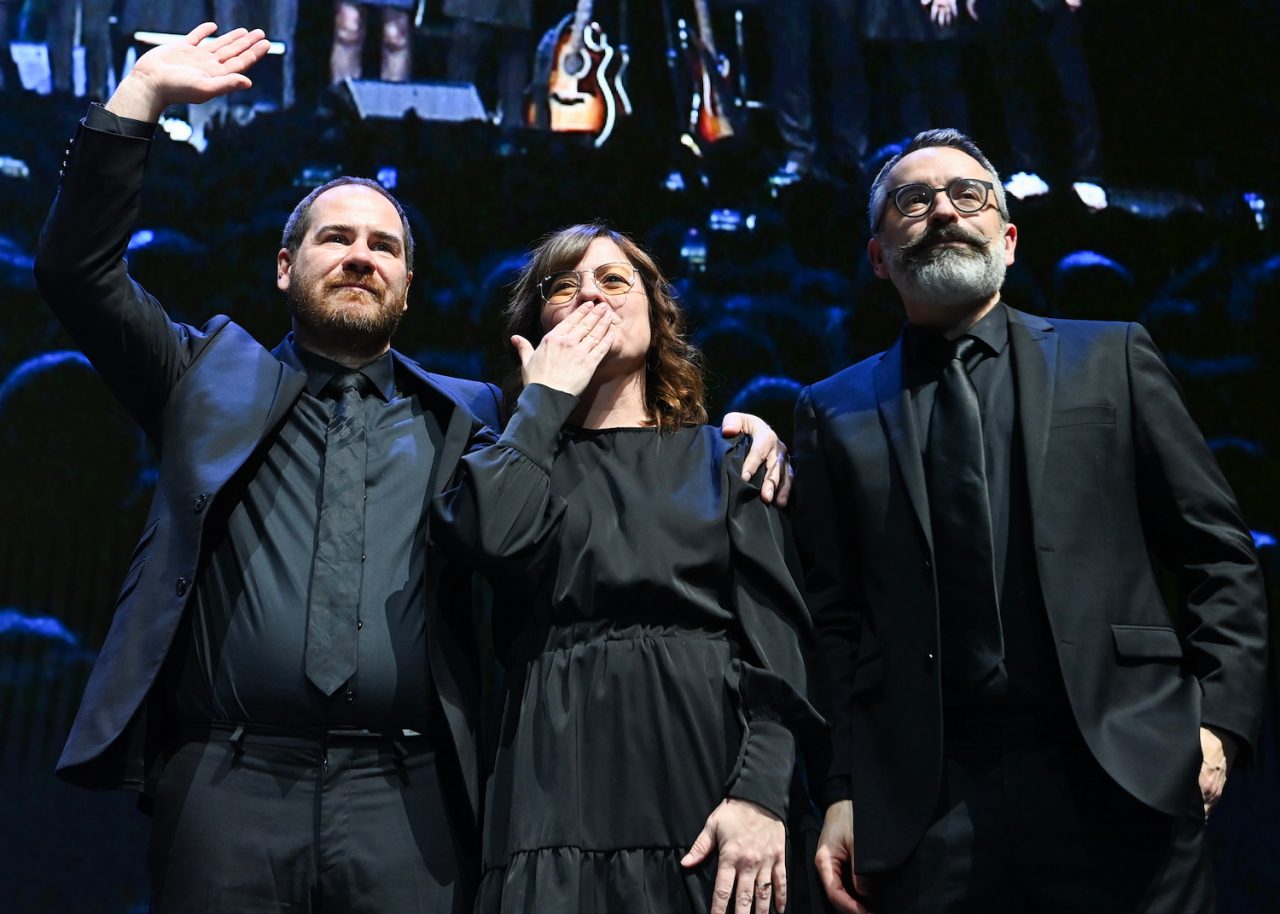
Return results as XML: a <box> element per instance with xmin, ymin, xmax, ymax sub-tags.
<box><xmin>505</xmin><ymin>223</ymin><xmax>707</xmax><ymax>431</ymax></box>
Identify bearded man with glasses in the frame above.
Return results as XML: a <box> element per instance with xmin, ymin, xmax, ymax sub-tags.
<box><xmin>790</xmin><ymin>127</ymin><xmax>1267</xmax><ymax>913</ymax></box>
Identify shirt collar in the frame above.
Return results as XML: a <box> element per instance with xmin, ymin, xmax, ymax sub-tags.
<box><xmin>966</xmin><ymin>300</ymin><xmax>1008</xmax><ymax>357</ymax></box>
<box><xmin>289</xmin><ymin>337</ymin><xmax>396</xmax><ymax>402</ymax></box>
<box><xmin>904</xmin><ymin>300</ymin><xmax>1009</xmax><ymax>368</ymax></box>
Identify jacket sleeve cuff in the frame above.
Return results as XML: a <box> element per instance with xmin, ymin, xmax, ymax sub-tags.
<box><xmin>85</xmin><ymin>102</ymin><xmax>158</xmax><ymax>139</ymax></box>
<box><xmin>819</xmin><ymin>776</ymin><xmax>852</xmax><ymax>809</ymax></box>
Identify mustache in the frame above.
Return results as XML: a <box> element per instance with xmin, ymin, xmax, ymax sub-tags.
<box><xmin>328</xmin><ymin>279</ymin><xmax>383</xmax><ymax>300</ymax></box>
<box><xmin>897</xmin><ymin>224</ymin><xmax>989</xmax><ymax>261</ymax></box>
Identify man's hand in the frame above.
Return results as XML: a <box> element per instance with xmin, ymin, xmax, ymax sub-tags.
<box><xmin>106</xmin><ymin>22</ymin><xmax>271</xmax><ymax>122</ymax></box>
<box><xmin>681</xmin><ymin>798</ymin><xmax>788</xmax><ymax>914</ymax></box>
<box><xmin>1199</xmin><ymin>725</ymin><xmax>1237</xmax><ymax>821</ymax></box>
<box><xmin>722</xmin><ymin>412</ymin><xmax>792</xmax><ymax>505</ymax></box>
<box><xmin>815</xmin><ymin>800</ymin><xmax>872</xmax><ymax>913</ymax></box>
<box><xmin>512</xmin><ymin>302</ymin><xmax>617</xmax><ymax>398</ymax></box>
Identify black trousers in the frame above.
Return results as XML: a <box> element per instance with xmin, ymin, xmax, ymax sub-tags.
<box><xmin>149</xmin><ymin>729</ymin><xmax>476</xmax><ymax>913</ymax></box>
<box><xmin>977</xmin><ymin>0</ymin><xmax>1102</xmax><ymax>180</ymax></box>
<box><xmin>870</xmin><ymin>716</ymin><xmax>1215</xmax><ymax>913</ymax></box>
<box><xmin>764</xmin><ymin>0</ymin><xmax>869</xmax><ymax>173</ymax></box>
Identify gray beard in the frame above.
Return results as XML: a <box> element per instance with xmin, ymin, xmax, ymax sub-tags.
<box><xmin>885</xmin><ymin>231</ymin><xmax>1007</xmax><ymax>311</ymax></box>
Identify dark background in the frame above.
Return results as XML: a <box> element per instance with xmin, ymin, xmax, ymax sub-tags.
<box><xmin>1</xmin><ymin>1</ymin><xmax>1278</xmax><ymax>911</ymax></box>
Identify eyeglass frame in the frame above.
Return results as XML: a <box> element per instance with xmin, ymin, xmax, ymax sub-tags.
<box><xmin>877</xmin><ymin>178</ymin><xmax>998</xmax><ymax>228</ymax></box>
<box><xmin>537</xmin><ymin>262</ymin><xmax>640</xmax><ymax>304</ymax></box>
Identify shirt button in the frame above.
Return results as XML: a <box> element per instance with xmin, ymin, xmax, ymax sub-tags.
<box><xmin>192</xmin><ymin>493</ymin><xmax>208</xmax><ymax>513</ymax></box>
<box><xmin>356</xmin><ymin>619</ymin><xmax>363</xmax><ymax>630</ymax></box>
<box><xmin>925</xmin><ymin>652</ymin><xmax>936</xmax><ymax>669</ymax></box>
<box><xmin>175</xmin><ymin>576</ymin><xmax>189</xmax><ymax>596</ymax></box>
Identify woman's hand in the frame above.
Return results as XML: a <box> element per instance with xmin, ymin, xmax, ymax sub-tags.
<box><xmin>681</xmin><ymin>798</ymin><xmax>788</xmax><ymax>914</ymax></box>
<box><xmin>512</xmin><ymin>301</ymin><xmax>618</xmax><ymax>397</ymax></box>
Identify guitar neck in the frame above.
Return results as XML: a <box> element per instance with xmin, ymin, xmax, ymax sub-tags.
<box><xmin>568</xmin><ymin>0</ymin><xmax>596</xmax><ymax>55</ymax></box>
<box><xmin>690</xmin><ymin>0</ymin><xmax>718</xmax><ymax>55</ymax></box>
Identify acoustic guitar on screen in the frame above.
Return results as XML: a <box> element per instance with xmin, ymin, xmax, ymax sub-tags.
<box><xmin>528</xmin><ymin>0</ymin><xmax>632</xmax><ymax>147</ymax></box>
<box><xmin>681</xmin><ymin>0</ymin><xmax>738</xmax><ymax>146</ymax></box>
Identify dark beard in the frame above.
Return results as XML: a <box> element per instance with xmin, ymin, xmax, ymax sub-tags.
<box><xmin>287</xmin><ymin>283</ymin><xmax>405</xmax><ymax>358</ymax></box>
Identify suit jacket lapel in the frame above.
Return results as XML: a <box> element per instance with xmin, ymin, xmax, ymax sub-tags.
<box><xmin>1008</xmin><ymin>308</ymin><xmax>1058</xmax><ymax>516</ymax></box>
<box><xmin>392</xmin><ymin>356</ymin><xmax>479</xmax><ymax>497</ymax></box>
<box><xmin>874</xmin><ymin>336</ymin><xmax>933</xmax><ymax>549</ymax></box>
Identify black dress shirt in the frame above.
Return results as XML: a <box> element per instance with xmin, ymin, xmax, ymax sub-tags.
<box><xmin>167</xmin><ymin>338</ymin><xmax>444</xmax><ymax>730</ymax></box>
<box><xmin>905</xmin><ymin>304</ymin><xmax>1070</xmax><ymax>717</ymax></box>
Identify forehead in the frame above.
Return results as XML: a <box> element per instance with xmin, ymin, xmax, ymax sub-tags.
<box><xmin>572</xmin><ymin>236</ymin><xmax>630</xmax><ymax>269</ymax></box>
<box><xmin>308</xmin><ymin>184</ymin><xmax>403</xmax><ymax>233</ymax></box>
<box><xmin>888</xmin><ymin>146</ymin><xmax>989</xmax><ymax>187</ymax></box>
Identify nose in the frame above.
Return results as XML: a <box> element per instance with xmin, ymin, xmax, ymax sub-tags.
<box><xmin>342</xmin><ymin>239</ymin><xmax>376</xmax><ymax>274</ymax></box>
<box><xmin>929</xmin><ymin>192</ymin><xmax>961</xmax><ymax>225</ymax></box>
<box><xmin>574</xmin><ymin>271</ymin><xmax>608</xmax><ymax>305</ymax></box>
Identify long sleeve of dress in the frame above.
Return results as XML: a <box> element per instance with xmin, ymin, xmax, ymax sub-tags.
<box><xmin>431</xmin><ymin>383</ymin><xmax>580</xmax><ymax>583</ymax></box>
<box><xmin>721</xmin><ymin>439</ymin><xmax>826</xmax><ymax>821</ymax></box>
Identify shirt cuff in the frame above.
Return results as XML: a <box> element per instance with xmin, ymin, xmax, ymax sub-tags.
<box><xmin>726</xmin><ymin>719</ymin><xmax>795</xmax><ymax>821</ymax></box>
<box><xmin>85</xmin><ymin>102</ymin><xmax>158</xmax><ymax>139</ymax></box>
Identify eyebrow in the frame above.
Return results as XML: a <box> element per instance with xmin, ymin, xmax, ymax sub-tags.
<box><xmin>313</xmin><ymin>223</ymin><xmax>404</xmax><ymax>251</ymax></box>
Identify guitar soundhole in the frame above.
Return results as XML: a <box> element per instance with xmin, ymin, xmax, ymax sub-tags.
<box><xmin>564</xmin><ymin>49</ymin><xmax>588</xmax><ymax>78</ymax></box>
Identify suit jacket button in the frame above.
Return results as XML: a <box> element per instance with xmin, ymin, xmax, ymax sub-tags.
<box><xmin>923</xmin><ymin>558</ymin><xmax>932</xmax><ymax>571</ymax></box>
<box><xmin>925</xmin><ymin>652</ymin><xmax>936</xmax><ymax>669</ymax></box>
<box><xmin>193</xmin><ymin>493</ymin><xmax>208</xmax><ymax>513</ymax></box>
<box><xmin>176</xmin><ymin>576</ymin><xmax>189</xmax><ymax>596</ymax></box>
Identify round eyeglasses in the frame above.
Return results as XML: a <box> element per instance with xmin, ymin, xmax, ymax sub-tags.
<box><xmin>538</xmin><ymin>262</ymin><xmax>638</xmax><ymax>305</ymax></box>
<box><xmin>885</xmin><ymin>178</ymin><xmax>996</xmax><ymax>221</ymax></box>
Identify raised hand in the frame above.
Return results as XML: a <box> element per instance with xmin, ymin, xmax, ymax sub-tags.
<box><xmin>681</xmin><ymin>798</ymin><xmax>788</xmax><ymax>914</ymax></box>
<box><xmin>512</xmin><ymin>301</ymin><xmax>618</xmax><ymax>398</ymax></box>
<box><xmin>106</xmin><ymin>22</ymin><xmax>271</xmax><ymax>122</ymax></box>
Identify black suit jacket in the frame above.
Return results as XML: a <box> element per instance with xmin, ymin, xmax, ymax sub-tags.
<box><xmin>791</xmin><ymin>305</ymin><xmax>1268</xmax><ymax>872</ymax></box>
<box><xmin>33</xmin><ymin>116</ymin><xmax>504</xmax><ymax>839</ymax></box>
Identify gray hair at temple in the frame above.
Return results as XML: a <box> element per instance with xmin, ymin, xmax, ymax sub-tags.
<box><xmin>867</xmin><ymin>128</ymin><xmax>1010</xmax><ymax>234</ymax></box>
<box><xmin>281</xmin><ymin>176</ymin><xmax>415</xmax><ymax>271</ymax></box>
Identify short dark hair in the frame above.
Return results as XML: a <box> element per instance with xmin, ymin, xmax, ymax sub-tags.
<box><xmin>868</xmin><ymin>128</ymin><xmax>1009</xmax><ymax>233</ymax></box>
<box><xmin>281</xmin><ymin>176</ymin><xmax>415</xmax><ymax>270</ymax></box>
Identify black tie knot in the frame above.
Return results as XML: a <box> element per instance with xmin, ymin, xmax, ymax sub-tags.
<box><xmin>947</xmin><ymin>335</ymin><xmax>984</xmax><ymax>373</ymax></box>
<box><xmin>324</xmin><ymin>371</ymin><xmax>371</xmax><ymax>401</ymax></box>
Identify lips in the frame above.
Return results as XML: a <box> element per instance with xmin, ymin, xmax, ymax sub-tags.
<box><xmin>331</xmin><ymin>283</ymin><xmax>381</xmax><ymax>298</ymax></box>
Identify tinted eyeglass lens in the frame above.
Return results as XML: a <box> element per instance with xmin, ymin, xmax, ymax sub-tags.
<box><xmin>593</xmin><ymin>265</ymin><xmax>635</xmax><ymax>295</ymax></box>
<box><xmin>542</xmin><ymin>274</ymin><xmax>581</xmax><ymax>303</ymax></box>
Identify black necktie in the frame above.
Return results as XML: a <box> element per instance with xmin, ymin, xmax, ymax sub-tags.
<box><xmin>305</xmin><ymin>371</ymin><xmax>370</xmax><ymax>696</ymax></box>
<box><xmin>926</xmin><ymin>336</ymin><xmax>1004</xmax><ymax>686</ymax></box>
